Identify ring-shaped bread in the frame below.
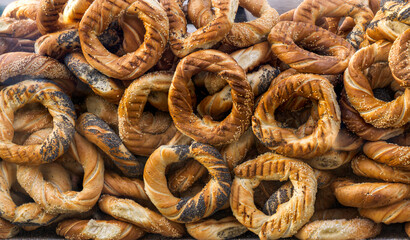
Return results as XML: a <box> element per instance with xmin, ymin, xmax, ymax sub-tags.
<box><xmin>230</xmin><ymin>152</ymin><xmax>317</xmax><ymax>239</ymax></box>
<box><xmin>98</xmin><ymin>194</ymin><xmax>185</xmax><ymax>237</ymax></box>
<box><xmin>344</xmin><ymin>40</ymin><xmax>410</xmax><ymax>128</ymax></box>
<box><xmin>17</xmin><ymin>132</ymin><xmax>104</xmax><ymax>214</ymax></box>
<box><xmin>168</xmin><ymin>49</ymin><xmax>253</xmax><ymax>146</ymax></box>
<box><xmin>332</xmin><ymin>178</ymin><xmax>410</xmax><ymax>208</ymax></box>
<box><xmin>188</xmin><ymin>0</ymin><xmax>278</xmax><ymax>48</ymax></box>
<box><xmin>293</xmin><ymin>0</ymin><xmax>374</xmax><ymax>48</ymax></box>
<box><xmin>56</xmin><ymin>218</ymin><xmax>145</xmax><ymax>240</ymax></box>
<box><xmin>143</xmin><ymin>142</ymin><xmax>231</xmax><ymax>223</ymax></box>
<box><xmin>160</xmin><ymin>0</ymin><xmax>237</xmax><ymax>57</ymax></box>
<box><xmin>36</xmin><ymin>0</ymin><xmax>69</xmax><ymax>35</ymax></box>
<box><xmin>268</xmin><ymin>21</ymin><xmax>355</xmax><ymax>74</ymax></box>
<box><xmin>252</xmin><ymin>74</ymin><xmax>341</xmax><ymax>159</ymax></box>
<box><xmin>186</xmin><ymin>216</ymin><xmax>248</xmax><ymax>240</ymax></box>
<box><xmin>359</xmin><ymin>200</ymin><xmax>410</xmax><ymax>224</ymax></box>
<box><xmin>79</xmin><ymin>0</ymin><xmax>169</xmax><ymax>80</ymax></box>
<box><xmin>118</xmin><ymin>71</ymin><xmax>193</xmax><ymax>156</ymax></box>
<box><xmin>351</xmin><ymin>154</ymin><xmax>410</xmax><ymax>184</ymax></box>
<box><xmin>389</xmin><ymin>28</ymin><xmax>410</xmax><ymax>87</ymax></box>
<box><xmin>0</xmin><ymin>80</ymin><xmax>75</xmax><ymax>164</ymax></box>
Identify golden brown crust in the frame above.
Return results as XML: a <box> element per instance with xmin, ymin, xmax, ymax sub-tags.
<box><xmin>363</xmin><ymin>140</ymin><xmax>410</xmax><ymax>170</ymax></box>
<box><xmin>197</xmin><ymin>65</ymin><xmax>277</xmax><ymax>119</ymax></box>
<box><xmin>344</xmin><ymin>40</ymin><xmax>410</xmax><ymax>128</ymax></box>
<box><xmin>359</xmin><ymin>200</ymin><xmax>410</xmax><ymax>224</ymax></box>
<box><xmin>186</xmin><ymin>216</ymin><xmax>248</xmax><ymax>240</ymax></box>
<box><xmin>2</xmin><ymin>0</ymin><xmax>38</xmax><ymax>20</ymax></box>
<box><xmin>351</xmin><ymin>154</ymin><xmax>410</xmax><ymax>183</ymax></box>
<box><xmin>268</xmin><ymin>21</ymin><xmax>354</xmax><ymax>74</ymax></box>
<box><xmin>340</xmin><ymin>91</ymin><xmax>405</xmax><ymax>141</ymax></box>
<box><xmin>0</xmin><ymin>218</ymin><xmax>19</xmax><ymax>238</ymax></box>
<box><xmin>188</xmin><ymin>0</ymin><xmax>278</xmax><ymax>48</ymax></box>
<box><xmin>295</xmin><ymin>218</ymin><xmax>382</xmax><ymax>240</ymax></box>
<box><xmin>366</xmin><ymin>10</ymin><xmax>410</xmax><ymax>43</ymax></box>
<box><xmin>118</xmin><ymin>11</ymin><xmax>145</xmax><ymax>54</ymax></box>
<box><xmin>56</xmin><ymin>219</ymin><xmax>145</xmax><ymax>240</ymax></box>
<box><xmin>13</xmin><ymin>105</ymin><xmax>53</xmax><ymax>134</ymax></box>
<box><xmin>305</xmin><ymin>149</ymin><xmax>358</xmax><ymax>170</ymax></box>
<box><xmin>0</xmin><ymin>80</ymin><xmax>75</xmax><ymax>164</ymax></box>
<box><xmin>65</xmin><ymin>52</ymin><xmax>124</xmax><ymax>104</ymax></box>
<box><xmin>76</xmin><ymin>113</ymin><xmax>144</xmax><ymax>177</ymax></box>
<box><xmin>161</xmin><ymin>0</ymin><xmax>236</xmax><ymax>57</ymax></box>
<box><xmin>118</xmin><ymin>71</ymin><xmax>188</xmax><ymax>156</ymax></box>
<box><xmin>0</xmin><ymin>37</ymin><xmax>35</xmax><ymax>54</ymax></box>
<box><xmin>332</xmin><ymin>178</ymin><xmax>410</xmax><ymax>208</ymax></box>
<box><xmin>293</xmin><ymin>0</ymin><xmax>374</xmax><ymax>48</ymax></box>
<box><xmin>79</xmin><ymin>0</ymin><xmax>169</xmax><ymax>80</ymax></box>
<box><xmin>0</xmin><ymin>52</ymin><xmax>76</xmax><ymax>95</ymax></box>
<box><xmin>252</xmin><ymin>74</ymin><xmax>341</xmax><ymax>159</ymax></box>
<box><xmin>194</xmin><ymin>42</ymin><xmax>272</xmax><ymax>94</ymax></box>
<box><xmin>406</xmin><ymin>222</ymin><xmax>410</xmax><ymax>237</ymax></box>
<box><xmin>390</xmin><ymin>28</ymin><xmax>410</xmax><ymax>87</ymax></box>
<box><xmin>144</xmin><ymin>143</ymin><xmax>231</xmax><ymax>223</ymax></box>
<box><xmin>98</xmin><ymin>195</ymin><xmax>185</xmax><ymax>237</ymax></box>
<box><xmin>62</xmin><ymin>0</ymin><xmax>94</xmax><ymax>25</ymax></box>
<box><xmin>220</xmin><ymin>128</ymin><xmax>256</xmax><ymax>171</ymax></box>
<box><xmin>102</xmin><ymin>171</ymin><xmax>149</xmax><ymax>201</ymax></box>
<box><xmin>17</xmin><ymin>132</ymin><xmax>104</xmax><ymax>214</ymax></box>
<box><xmin>36</xmin><ymin>0</ymin><xmax>69</xmax><ymax>34</ymax></box>
<box><xmin>85</xmin><ymin>95</ymin><xmax>118</xmax><ymax>127</ymax></box>
<box><xmin>230</xmin><ymin>153</ymin><xmax>317</xmax><ymax>239</ymax></box>
<box><xmin>167</xmin><ymin>159</ymin><xmax>207</xmax><ymax>194</ymax></box>
<box><xmin>0</xmin><ymin>17</ymin><xmax>40</xmax><ymax>40</ymax></box>
<box><xmin>169</xmin><ymin>50</ymin><xmax>253</xmax><ymax>146</ymax></box>
<box><xmin>332</xmin><ymin>128</ymin><xmax>364</xmax><ymax>151</ymax></box>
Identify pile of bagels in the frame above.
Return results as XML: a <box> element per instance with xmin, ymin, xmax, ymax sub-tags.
<box><xmin>0</xmin><ymin>0</ymin><xmax>409</xmax><ymax>239</ymax></box>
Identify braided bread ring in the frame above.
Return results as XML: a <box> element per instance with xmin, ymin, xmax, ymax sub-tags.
<box><xmin>332</xmin><ymin>178</ymin><xmax>410</xmax><ymax>208</ymax></box>
<box><xmin>144</xmin><ymin>142</ymin><xmax>231</xmax><ymax>223</ymax></box>
<box><xmin>98</xmin><ymin>195</ymin><xmax>185</xmax><ymax>237</ymax></box>
<box><xmin>366</xmin><ymin>10</ymin><xmax>410</xmax><ymax>43</ymax></box>
<box><xmin>340</xmin><ymin>92</ymin><xmax>405</xmax><ymax>141</ymax></box>
<box><xmin>188</xmin><ymin>0</ymin><xmax>278</xmax><ymax>48</ymax></box>
<box><xmin>118</xmin><ymin>71</ymin><xmax>191</xmax><ymax>156</ymax></box>
<box><xmin>102</xmin><ymin>171</ymin><xmax>149</xmax><ymax>201</ymax></box>
<box><xmin>344</xmin><ymin>40</ymin><xmax>410</xmax><ymax>128</ymax></box>
<box><xmin>160</xmin><ymin>0</ymin><xmax>237</xmax><ymax>57</ymax></box>
<box><xmin>268</xmin><ymin>21</ymin><xmax>354</xmax><ymax>74</ymax></box>
<box><xmin>76</xmin><ymin>113</ymin><xmax>145</xmax><ymax>177</ymax></box>
<box><xmin>186</xmin><ymin>216</ymin><xmax>248</xmax><ymax>240</ymax></box>
<box><xmin>252</xmin><ymin>74</ymin><xmax>341</xmax><ymax>159</ymax></box>
<box><xmin>56</xmin><ymin>219</ymin><xmax>145</xmax><ymax>240</ymax></box>
<box><xmin>169</xmin><ymin>50</ymin><xmax>253</xmax><ymax>146</ymax></box>
<box><xmin>359</xmin><ymin>200</ymin><xmax>410</xmax><ymax>224</ymax></box>
<box><xmin>79</xmin><ymin>0</ymin><xmax>168</xmax><ymax>80</ymax></box>
<box><xmin>293</xmin><ymin>0</ymin><xmax>374</xmax><ymax>49</ymax></box>
<box><xmin>351</xmin><ymin>154</ymin><xmax>410</xmax><ymax>184</ymax></box>
<box><xmin>295</xmin><ymin>218</ymin><xmax>382</xmax><ymax>240</ymax></box>
<box><xmin>230</xmin><ymin>153</ymin><xmax>317</xmax><ymax>239</ymax></box>
<box><xmin>363</xmin><ymin>139</ymin><xmax>410</xmax><ymax>170</ymax></box>
<box><xmin>390</xmin><ymin>28</ymin><xmax>410</xmax><ymax>87</ymax></box>
<box><xmin>0</xmin><ymin>161</ymin><xmax>61</xmax><ymax>226</ymax></box>
<box><xmin>17</xmin><ymin>132</ymin><xmax>104</xmax><ymax>214</ymax></box>
<box><xmin>65</xmin><ymin>53</ymin><xmax>124</xmax><ymax>103</ymax></box>
<box><xmin>0</xmin><ymin>80</ymin><xmax>75</xmax><ymax>164</ymax></box>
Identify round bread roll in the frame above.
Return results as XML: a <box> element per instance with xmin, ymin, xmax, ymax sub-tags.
<box><xmin>268</xmin><ymin>21</ymin><xmax>354</xmax><ymax>74</ymax></box>
<box><xmin>230</xmin><ymin>152</ymin><xmax>317</xmax><ymax>239</ymax></box>
<box><xmin>0</xmin><ymin>80</ymin><xmax>75</xmax><ymax>164</ymax></box>
<box><xmin>17</xmin><ymin>132</ymin><xmax>104</xmax><ymax>214</ymax></box>
<box><xmin>169</xmin><ymin>49</ymin><xmax>253</xmax><ymax>146</ymax></box>
<box><xmin>252</xmin><ymin>73</ymin><xmax>341</xmax><ymax>159</ymax></box>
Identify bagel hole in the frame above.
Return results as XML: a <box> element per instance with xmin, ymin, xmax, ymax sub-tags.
<box><xmin>372</xmin><ymin>87</ymin><xmax>396</xmax><ymax>102</ymax></box>
<box><xmin>253</xmin><ymin>180</ymin><xmax>293</xmax><ymax>215</ymax></box>
<box><xmin>275</xmin><ymin>98</ymin><xmax>318</xmax><ymax>133</ymax></box>
<box><xmin>100</xmin><ymin>20</ymin><xmax>124</xmax><ymax>55</ymax></box>
<box><xmin>166</xmin><ymin>158</ymin><xmax>209</xmax><ymax>198</ymax></box>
